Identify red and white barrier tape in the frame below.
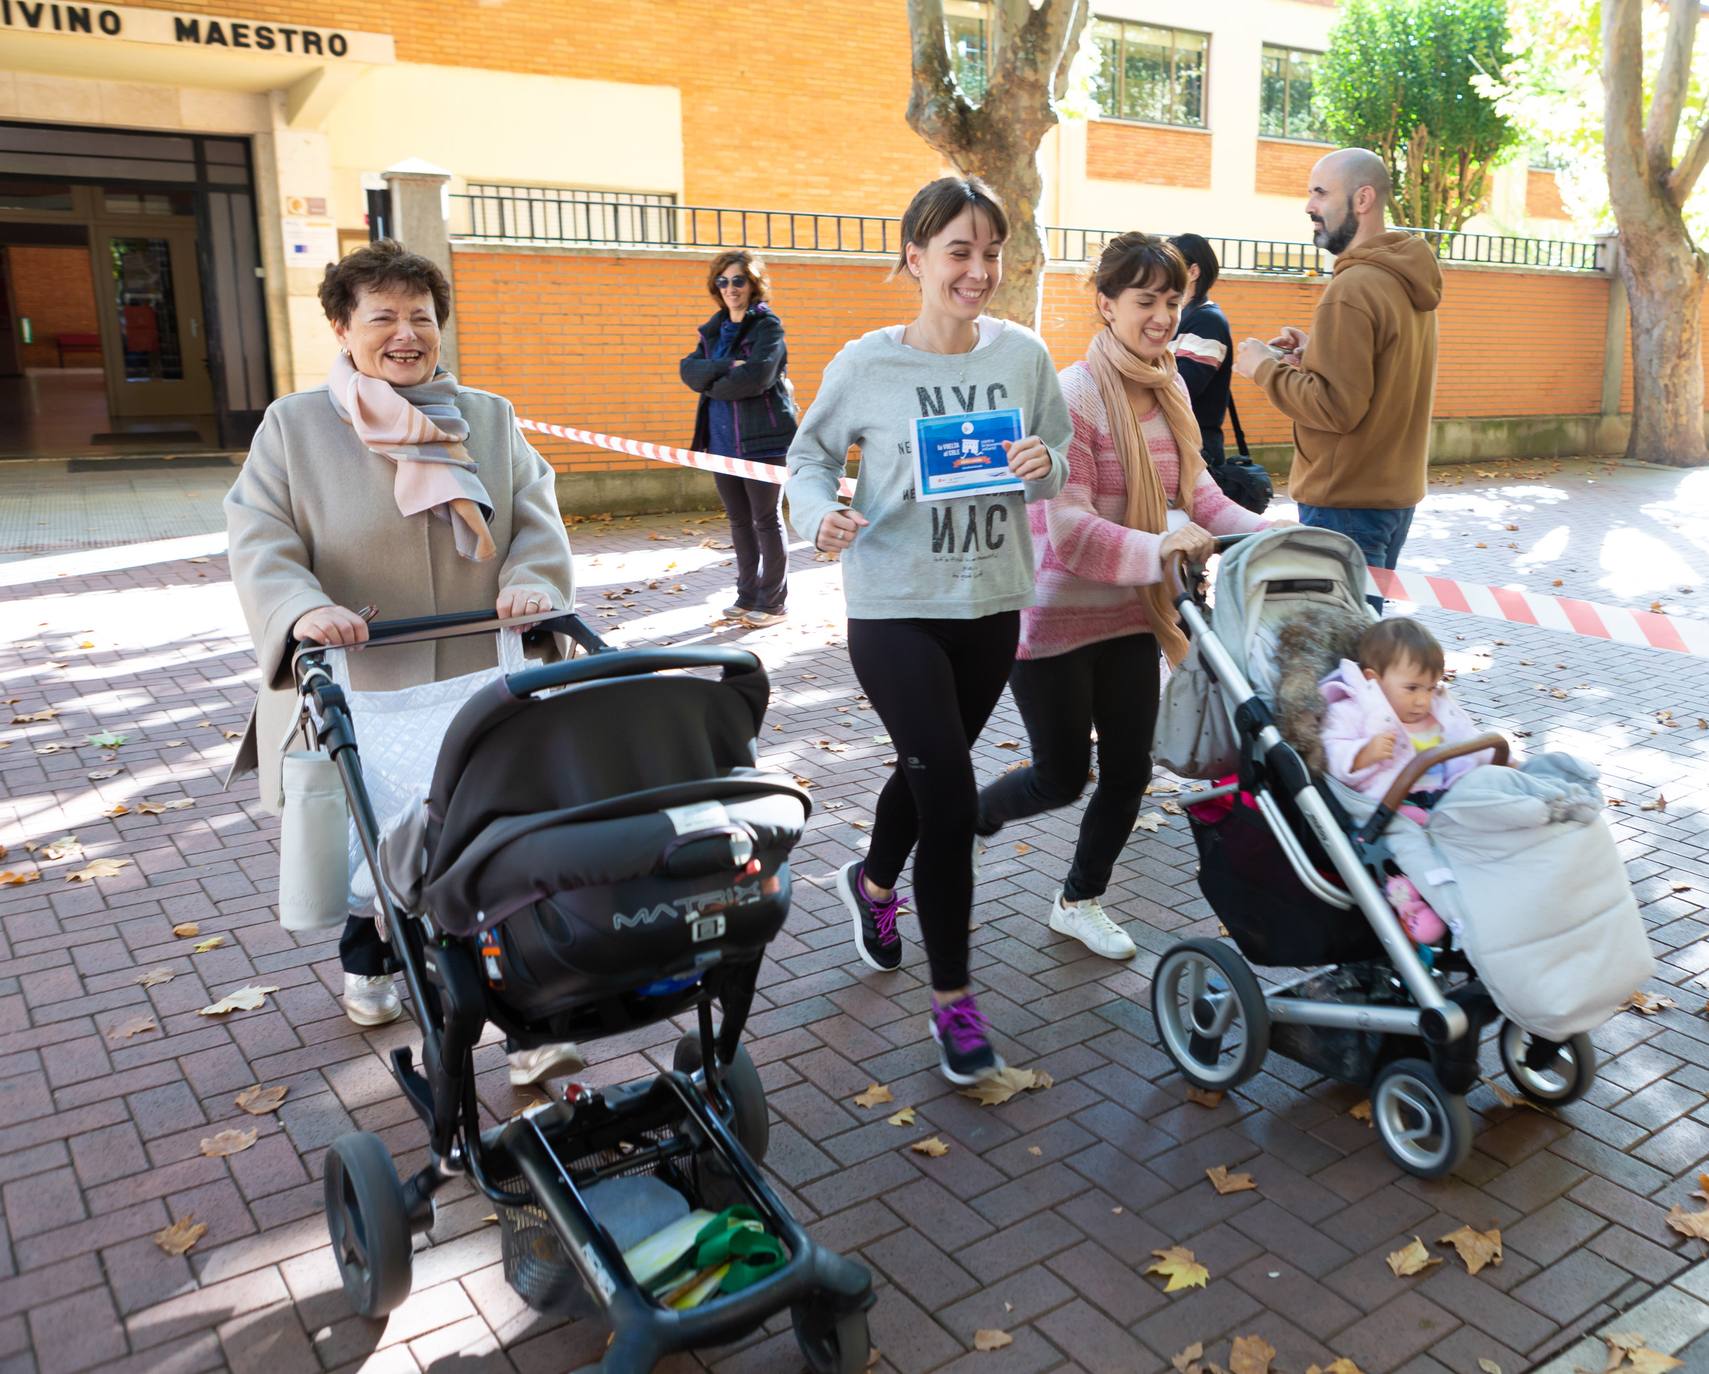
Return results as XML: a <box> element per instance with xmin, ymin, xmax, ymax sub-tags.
<box><xmin>518</xmin><ymin>418</ymin><xmax>855</xmax><ymax>498</ymax></box>
<box><xmin>522</xmin><ymin>417</ymin><xmax>1709</xmax><ymax>657</ymax></box>
<box><xmin>1370</xmin><ymin>567</ymin><xmax>1709</xmax><ymax>658</ymax></box>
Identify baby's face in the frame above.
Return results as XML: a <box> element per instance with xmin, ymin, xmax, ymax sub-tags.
<box><xmin>1366</xmin><ymin>656</ymin><xmax>1439</xmax><ymax>725</ymax></box>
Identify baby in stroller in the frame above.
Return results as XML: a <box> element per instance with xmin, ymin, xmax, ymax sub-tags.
<box><xmin>1150</xmin><ymin>527</ymin><xmax>1653</xmax><ymax>1180</ymax></box>
<box><xmin>1319</xmin><ymin>616</ymin><xmax>1494</xmax><ymax>943</ymax></box>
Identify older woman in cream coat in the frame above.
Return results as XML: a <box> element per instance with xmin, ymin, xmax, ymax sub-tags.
<box><xmin>225</xmin><ymin>238</ymin><xmax>579</xmax><ymax>1085</ymax></box>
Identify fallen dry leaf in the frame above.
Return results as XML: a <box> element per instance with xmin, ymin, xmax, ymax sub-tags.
<box><xmin>1027</xmin><ymin>1145</ymin><xmax>1042</xmax><ymax>1156</ymax></box>
<box><xmin>1603</xmin><ymin>1333</ymin><xmax>1684</xmax><ymax>1373</ymax></box>
<box><xmin>1132</xmin><ymin>811</ymin><xmax>1166</xmax><ymax>833</ymax></box>
<box><xmin>103</xmin><ymin>805</ymin><xmax>129</xmax><ymax>818</ymax></box>
<box><xmin>1012</xmin><ymin>841</ymin><xmax>1033</xmax><ymax>856</ymax></box>
<box><xmin>886</xmin><ymin>1107</ymin><xmax>917</xmax><ymax>1127</ymax></box>
<box><xmin>973</xmin><ymin>1329</ymin><xmax>1013</xmax><ymax>1352</ymax></box>
<box><xmin>1147</xmin><ymin>1245</ymin><xmax>1210</xmax><ymax>1292</ymax></box>
<box><xmin>1310</xmin><ymin>1362</ymin><xmax>1368</xmax><ymax>1374</ymax></box>
<box><xmin>0</xmin><ymin>870</ymin><xmax>41</xmax><ymax>887</ymax></box>
<box><xmin>192</xmin><ymin>936</ymin><xmax>226</xmax><ymax>953</ymax></box>
<box><xmin>172</xmin><ymin>922</ymin><xmax>199</xmax><ymax>938</ymax></box>
<box><xmin>1385</xmin><ymin>1237</ymin><xmax>1442</xmax><ymax>1277</ymax></box>
<box><xmin>1350</xmin><ymin>1099</ymin><xmax>1374</xmax><ymax>1126</ymax></box>
<box><xmin>910</xmin><ymin>1136</ymin><xmax>950</xmax><ymax>1158</ymax></box>
<box><xmin>198</xmin><ymin>985</ymin><xmax>278</xmax><ymax>1016</ymax></box>
<box><xmin>87</xmin><ymin>767</ymin><xmax>123</xmax><ymax>780</ymax></box>
<box><xmin>234</xmin><ymin>1083</ymin><xmax>288</xmax><ymax>1115</ymax></box>
<box><xmin>1186</xmin><ymin>1086</ymin><xmax>1225</xmax><ymax>1109</ymax></box>
<box><xmin>106</xmin><ymin>1015</ymin><xmax>158</xmax><ymax>1042</ymax></box>
<box><xmin>199</xmin><ymin>1128</ymin><xmax>259</xmax><ymax>1158</ymax></box>
<box><xmin>1207</xmin><ymin>1165</ymin><xmax>1258</xmax><ymax>1195</ymax></box>
<box><xmin>1641</xmin><ymin>794</ymin><xmax>1668</xmax><ymax>813</ymax></box>
<box><xmin>220</xmin><ymin>730</ymin><xmax>244</xmax><ymax>741</ymax></box>
<box><xmin>38</xmin><ymin>835</ymin><xmax>82</xmax><ymax>861</ymax></box>
<box><xmin>154</xmin><ymin>1215</ymin><xmax>206</xmax><ymax>1256</ymax></box>
<box><xmin>134</xmin><ymin>969</ymin><xmax>175</xmax><ymax>988</ymax></box>
<box><xmin>1230</xmin><ymin>1334</ymin><xmax>1277</xmax><ymax>1374</ymax></box>
<box><xmin>1173</xmin><ymin>1344</ymin><xmax>1205</xmax><ymax>1374</ymax></box>
<box><xmin>1477</xmin><ymin>1361</ymin><xmax>1501</xmax><ymax>1374</ymax></box>
<box><xmin>10</xmin><ymin>708</ymin><xmax>58</xmax><ymax>722</ymax></box>
<box><xmin>1665</xmin><ymin>1203</ymin><xmax>1709</xmax><ymax>1241</ymax></box>
<box><xmin>959</xmin><ymin>1066</ymin><xmax>1053</xmax><ymax>1107</ymax></box>
<box><xmin>1623</xmin><ymin>991</ymin><xmax>1677</xmax><ymax>1016</ymax></box>
<box><xmin>1440</xmin><ymin>1225</ymin><xmax>1502</xmax><ymax>1275</ymax></box>
<box><xmin>853</xmin><ymin>1083</ymin><xmax>894</xmax><ymax>1109</ymax></box>
<box><xmin>67</xmin><ymin>858</ymin><xmax>131</xmax><ymax>883</ymax></box>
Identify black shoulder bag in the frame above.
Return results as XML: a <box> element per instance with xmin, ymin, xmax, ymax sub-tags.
<box><xmin>1208</xmin><ymin>392</ymin><xmax>1273</xmax><ymax>515</ymax></box>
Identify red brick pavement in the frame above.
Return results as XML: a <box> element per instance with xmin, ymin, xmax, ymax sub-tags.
<box><xmin>1</xmin><ymin>458</ymin><xmax>1708</xmax><ymax>1374</ymax></box>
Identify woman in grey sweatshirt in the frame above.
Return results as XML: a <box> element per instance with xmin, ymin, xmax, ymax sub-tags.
<box><xmin>785</xmin><ymin>177</ymin><xmax>1070</xmax><ymax>1084</ymax></box>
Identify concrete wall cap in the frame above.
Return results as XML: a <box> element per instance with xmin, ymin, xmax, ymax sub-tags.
<box><xmin>383</xmin><ymin>157</ymin><xmax>453</xmax><ymax>181</ymax></box>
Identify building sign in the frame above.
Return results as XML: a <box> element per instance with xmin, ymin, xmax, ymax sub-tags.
<box><xmin>0</xmin><ymin>1</ymin><xmax>395</xmax><ymax>62</ymax></box>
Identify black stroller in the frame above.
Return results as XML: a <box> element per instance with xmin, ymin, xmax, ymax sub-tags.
<box><xmin>292</xmin><ymin>611</ymin><xmax>873</xmax><ymax>1373</ymax></box>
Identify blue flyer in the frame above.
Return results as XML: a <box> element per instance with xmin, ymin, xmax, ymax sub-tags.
<box><xmin>912</xmin><ymin>407</ymin><xmax>1025</xmax><ymax>501</ymax></box>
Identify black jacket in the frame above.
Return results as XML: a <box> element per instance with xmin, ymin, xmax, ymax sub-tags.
<box><xmin>1175</xmin><ymin>297</ymin><xmax>1234</xmax><ymax>464</ymax></box>
<box><xmin>679</xmin><ymin>303</ymin><xmax>798</xmax><ymax>462</ymax></box>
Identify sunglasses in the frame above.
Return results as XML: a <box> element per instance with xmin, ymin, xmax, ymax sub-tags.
<box><xmin>715</xmin><ymin>275</ymin><xmax>749</xmax><ymax>290</ymax></box>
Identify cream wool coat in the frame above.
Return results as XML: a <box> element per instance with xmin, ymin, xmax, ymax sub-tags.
<box><xmin>225</xmin><ymin>383</ymin><xmax>575</xmax><ymax>812</ymax></box>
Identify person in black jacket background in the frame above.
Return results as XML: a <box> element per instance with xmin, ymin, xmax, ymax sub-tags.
<box><xmin>680</xmin><ymin>250</ymin><xmax>797</xmax><ymax>625</ymax></box>
<box><xmin>1169</xmin><ymin>234</ymin><xmax>1234</xmax><ymax>463</ymax></box>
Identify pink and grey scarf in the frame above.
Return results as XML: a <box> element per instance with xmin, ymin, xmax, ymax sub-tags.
<box><xmin>327</xmin><ymin>352</ymin><xmax>496</xmax><ymax>561</ymax></box>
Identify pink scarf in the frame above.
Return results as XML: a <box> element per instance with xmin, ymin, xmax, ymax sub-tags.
<box><xmin>328</xmin><ymin>351</ymin><xmax>496</xmax><ymax>561</ymax></box>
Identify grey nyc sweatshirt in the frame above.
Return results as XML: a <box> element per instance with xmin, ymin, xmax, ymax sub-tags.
<box><xmin>785</xmin><ymin>322</ymin><xmax>1071</xmax><ymax>620</ymax></box>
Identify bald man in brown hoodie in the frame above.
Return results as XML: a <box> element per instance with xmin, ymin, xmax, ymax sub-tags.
<box><xmin>1235</xmin><ymin>148</ymin><xmax>1442</xmax><ymax>601</ymax></box>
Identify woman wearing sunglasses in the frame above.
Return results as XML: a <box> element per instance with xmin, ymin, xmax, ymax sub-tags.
<box><xmin>679</xmin><ymin>251</ymin><xmax>798</xmax><ymax>626</ymax></box>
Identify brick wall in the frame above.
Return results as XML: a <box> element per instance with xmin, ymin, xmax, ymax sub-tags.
<box><xmin>1254</xmin><ymin>138</ymin><xmax>1327</xmax><ymax>198</ymax></box>
<box><xmin>1085</xmin><ymin>122</ymin><xmax>1213</xmax><ymax>189</ymax></box>
<box><xmin>8</xmin><ymin>247</ymin><xmax>100</xmax><ymax>371</ymax></box>
<box><xmin>454</xmin><ymin>245</ymin><xmax>1625</xmax><ymax>466</ymax></box>
<box><xmin>1526</xmin><ymin>169</ymin><xmax>1569</xmax><ymax>222</ymax></box>
<box><xmin>122</xmin><ymin>0</ymin><xmax>939</xmax><ymax>213</ymax></box>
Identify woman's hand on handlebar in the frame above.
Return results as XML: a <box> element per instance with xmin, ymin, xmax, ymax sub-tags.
<box><xmin>1159</xmin><ymin>522</ymin><xmax>1217</xmax><ymax>565</ymax></box>
<box><xmin>496</xmin><ymin>586</ymin><xmax>554</xmax><ymax>620</ymax></box>
<box><xmin>292</xmin><ymin>604</ymin><xmax>370</xmax><ymax>648</ymax></box>
<box><xmin>816</xmin><ymin>508</ymin><xmax>869</xmax><ymax>554</ymax></box>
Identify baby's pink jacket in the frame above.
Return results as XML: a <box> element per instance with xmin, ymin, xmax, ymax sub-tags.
<box><xmin>1319</xmin><ymin>658</ymin><xmax>1492</xmax><ymax>800</ymax></box>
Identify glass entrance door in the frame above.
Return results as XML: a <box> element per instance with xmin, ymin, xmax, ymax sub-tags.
<box><xmin>96</xmin><ymin>228</ymin><xmax>214</xmax><ymax>418</ymax></box>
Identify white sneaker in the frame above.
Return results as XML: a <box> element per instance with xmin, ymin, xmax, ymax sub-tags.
<box><xmin>1047</xmin><ymin>890</ymin><xmax>1137</xmax><ymax>960</ymax></box>
<box><xmin>342</xmin><ymin>972</ymin><xmax>403</xmax><ymax>1027</ymax></box>
<box><xmin>508</xmin><ymin>1043</ymin><xmax>588</xmax><ymax>1088</ymax></box>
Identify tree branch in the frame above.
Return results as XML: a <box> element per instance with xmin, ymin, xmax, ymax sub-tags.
<box><xmin>1646</xmin><ymin>0</ymin><xmax>1697</xmax><ymax>177</ymax></box>
<box><xmin>904</xmin><ymin>0</ymin><xmax>976</xmax><ymax>158</ymax></box>
<box><xmin>1603</xmin><ymin>0</ymin><xmax>1654</xmax><ymax>211</ymax></box>
<box><xmin>983</xmin><ymin>0</ymin><xmax>1088</xmax><ymax>133</ymax></box>
<box><xmin>1671</xmin><ymin>108</ymin><xmax>1709</xmax><ymax>204</ymax></box>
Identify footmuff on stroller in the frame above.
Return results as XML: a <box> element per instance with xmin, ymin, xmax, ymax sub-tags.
<box><xmin>293</xmin><ymin>612</ymin><xmax>872</xmax><ymax>1374</ymax></box>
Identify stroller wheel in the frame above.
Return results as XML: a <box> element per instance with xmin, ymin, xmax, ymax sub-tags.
<box><xmin>673</xmin><ymin>1034</ymin><xmax>770</xmax><ymax>1164</ymax></box>
<box><xmin>1371</xmin><ymin>1058</ymin><xmax>1472</xmax><ymax>1179</ymax></box>
<box><xmin>323</xmin><ymin>1132</ymin><xmax>414</xmax><ymax>1317</ymax></box>
<box><xmin>1498</xmin><ymin>1021</ymin><xmax>1596</xmax><ymax>1106</ymax></box>
<box><xmin>1151</xmin><ymin>938</ymin><xmax>1270</xmax><ymax>1091</ymax></box>
<box><xmin>793</xmin><ymin>1303</ymin><xmax>871</xmax><ymax>1374</ymax></box>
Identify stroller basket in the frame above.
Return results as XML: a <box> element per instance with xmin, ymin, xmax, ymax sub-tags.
<box><xmin>1189</xmin><ymin>793</ymin><xmax>1382</xmax><ymax>967</ymax></box>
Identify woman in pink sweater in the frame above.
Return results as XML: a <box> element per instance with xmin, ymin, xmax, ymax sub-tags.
<box><xmin>976</xmin><ymin>234</ymin><xmax>1268</xmax><ymax>959</ymax></box>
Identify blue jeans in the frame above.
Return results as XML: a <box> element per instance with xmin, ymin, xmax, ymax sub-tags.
<box><xmin>1296</xmin><ymin>504</ymin><xmax>1415</xmax><ymax>610</ymax></box>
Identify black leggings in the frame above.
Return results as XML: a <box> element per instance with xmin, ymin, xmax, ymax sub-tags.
<box><xmin>847</xmin><ymin>612</ymin><xmax>1019</xmax><ymax>992</ymax></box>
<box><xmin>978</xmin><ymin>633</ymin><xmax>1161</xmax><ymax>901</ymax></box>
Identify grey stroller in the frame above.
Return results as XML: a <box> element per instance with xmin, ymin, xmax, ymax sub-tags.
<box><xmin>1148</xmin><ymin>528</ymin><xmax>1622</xmax><ymax>1179</ymax></box>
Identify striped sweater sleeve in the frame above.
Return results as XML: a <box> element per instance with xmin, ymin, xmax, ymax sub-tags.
<box><xmin>1043</xmin><ymin>365</ymin><xmax>1167</xmax><ymax>588</ymax></box>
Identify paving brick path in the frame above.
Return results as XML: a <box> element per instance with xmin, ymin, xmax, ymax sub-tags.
<box><xmin>1</xmin><ymin>457</ymin><xmax>1707</xmax><ymax>1374</ymax></box>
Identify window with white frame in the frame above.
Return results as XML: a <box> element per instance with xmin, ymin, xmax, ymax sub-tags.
<box><xmin>1089</xmin><ymin>20</ymin><xmax>1208</xmax><ymax>128</ymax></box>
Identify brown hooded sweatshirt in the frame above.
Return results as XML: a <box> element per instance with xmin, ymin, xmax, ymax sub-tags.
<box><xmin>1254</xmin><ymin>230</ymin><xmax>1442</xmax><ymax>509</ymax></box>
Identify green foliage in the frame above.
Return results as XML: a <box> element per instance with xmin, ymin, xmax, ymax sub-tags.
<box><xmin>1481</xmin><ymin>0</ymin><xmax>1709</xmax><ymax>239</ymax></box>
<box><xmin>1319</xmin><ymin>0</ymin><xmax>1521</xmax><ymax>233</ymax></box>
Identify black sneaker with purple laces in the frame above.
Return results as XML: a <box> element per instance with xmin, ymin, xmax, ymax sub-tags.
<box><xmin>929</xmin><ymin>993</ymin><xmax>1003</xmax><ymax>1084</ymax></box>
<box><xmin>840</xmin><ymin>861</ymin><xmax>903</xmax><ymax>973</ymax></box>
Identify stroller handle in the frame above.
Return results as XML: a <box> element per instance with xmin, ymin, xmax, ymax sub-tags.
<box><xmin>1163</xmin><ymin>533</ymin><xmax>1254</xmax><ymax>605</ymax></box>
<box><xmin>292</xmin><ymin>610</ymin><xmax>609</xmax><ymax>677</ymax></box>
<box><xmin>1377</xmin><ymin>732</ymin><xmax>1510</xmax><ymax>812</ymax></box>
<box><xmin>1357</xmin><ymin>732</ymin><xmax>1511</xmax><ymax>847</ymax></box>
<box><xmin>505</xmin><ymin>644</ymin><xmax>764</xmax><ymax>698</ymax></box>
